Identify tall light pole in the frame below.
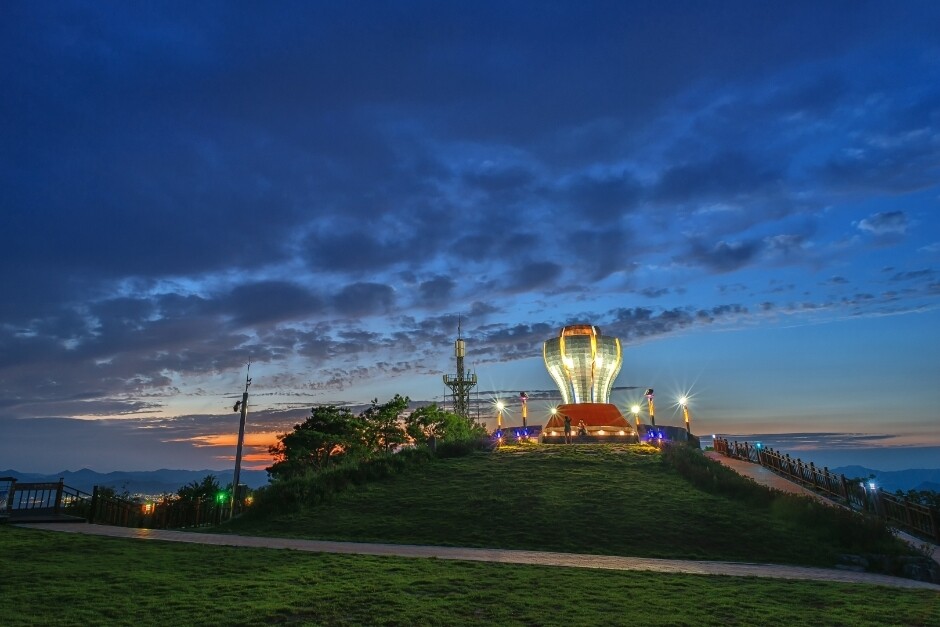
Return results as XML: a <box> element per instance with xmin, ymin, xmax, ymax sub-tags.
<box><xmin>645</xmin><ymin>388</ymin><xmax>656</xmax><ymax>427</ymax></box>
<box><xmin>519</xmin><ymin>392</ymin><xmax>528</xmax><ymax>428</ymax></box>
<box><xmin>630</xmin><ymin>404</ymin><xmax>641</xmax><ymax>427</ymax></box>
<box><xmin>680</xmin><ymin>396</ymin><xmax>691</xmax><ymax>434</ymax></box>
<box><xmin>496</xmin><ymin>400</ymin><xmax>505</xmax><ymax>430</ymax></box>
<box><xmin>230</xmin><ymin>362</ymin><xmax>251</xmax><ymax>520</ymax></box>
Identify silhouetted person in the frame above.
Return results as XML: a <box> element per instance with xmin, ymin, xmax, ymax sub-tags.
<box><xmin>577</xmin><ymin>419</ymin><xmax>587</xmax><ymax>437</ymax></box>
<box><xmin>563</xmin><ymin>415</ymin><xmax>572</xmax><ymax>444</ymax></box>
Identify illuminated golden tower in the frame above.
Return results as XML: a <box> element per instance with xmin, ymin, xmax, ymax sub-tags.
<box><xmin>543</xmin><ymin>325</ymin><xmax>622</xmax><ymax>404</ymax></box>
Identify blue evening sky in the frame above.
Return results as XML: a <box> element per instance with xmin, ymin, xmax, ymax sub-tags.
<box><xmin>1</xmin><ymin>1</ymin><xmax>938</xmax><ymax>472</ymax></box>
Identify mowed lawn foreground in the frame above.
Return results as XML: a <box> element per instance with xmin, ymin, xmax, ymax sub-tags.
<box><xmin>227</xmin><ymin>444</ymin><xmax>904</xmax><ymax>567</ymax></box>
<box><xmin>3</xmin><ymin>525</ymin><xmax>939</xmax><ymax>627</ymax></box>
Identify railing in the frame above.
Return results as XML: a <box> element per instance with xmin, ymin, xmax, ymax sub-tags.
<box><xmin>0</xmin><ymin>478</ymin><xmax>237</xmax><ymax>529</ymax></box>
<box><xmin>713</xmin><ymin>438</ymin><xmax>940</xmax><ymax>543</ymax></box>
<box><xmin>2</xmin><ymin>479</ymin><xmax>93</xmax><ymax>519</ymax></box>
<box><xmin>89</xmin><ymin>487</ymin><xmax>234</xmax><ymax>529</ymax></box>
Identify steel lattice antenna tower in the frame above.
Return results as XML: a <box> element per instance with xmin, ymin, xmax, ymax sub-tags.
<box><xmin>443</xmin><ymin>317</ymin><xmax>477</xmax><ymax>420</ymax></box>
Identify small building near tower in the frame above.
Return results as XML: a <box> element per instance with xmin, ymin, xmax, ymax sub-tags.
<box><xmin>541</xmin><ymin>325</ymin><xmax>636</xmax><ymax>443</ymax></box>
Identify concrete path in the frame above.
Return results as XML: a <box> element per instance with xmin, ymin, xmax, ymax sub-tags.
<box><xmin>705</xmin><ymin>452</ymin><xmax>940</xmax><ymax>566</ymax></box>
<box><xmin>17</xmin><ymin>523</ymin><xmax>940</xmax><ymax>591</ymax></box>
<box><xmin>704</xmin><ymin>452</ymin><xmax>828</xmax><ymax>501</ymax></box>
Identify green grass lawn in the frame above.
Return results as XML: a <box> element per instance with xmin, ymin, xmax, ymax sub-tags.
<box><xmin>3</xmin><ymin>525</ymin><xmax>937</xmax><ymax>627</ymax></box>
<box><xmin>225</xmin><ymin>443</ymin><xmax>908</xmax><ymax>567</ymax></box>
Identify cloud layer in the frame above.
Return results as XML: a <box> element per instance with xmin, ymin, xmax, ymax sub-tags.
<box><xmin>1</xmin><ymin>2</ymin><xmax>938</xmax><ymax>470</ymax></box>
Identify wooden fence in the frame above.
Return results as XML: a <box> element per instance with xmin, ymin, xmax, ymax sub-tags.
<box><xmin>89</xmin><ymin>487</ymin><xmax>234</xmax><ymax>529</ymax></box>
<box><xmin>1</xmin><ymin>477</ymin><xmax>237</xmax><ymax>529</ymax></box>
<box><xmin>713</xmin><ymin>438</ymin><xmax>940</xmax><ymax>543</ymax></box>
<box><xmin>1</xmin><ymin>478</ymin><xmax>92</xmax><ymax>520</ymax></box>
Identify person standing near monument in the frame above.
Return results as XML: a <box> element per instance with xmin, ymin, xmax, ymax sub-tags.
<box><xmin>563</xmin><ymin>415</ymin><xmax>572</xmax><ymax>444</ymax></box>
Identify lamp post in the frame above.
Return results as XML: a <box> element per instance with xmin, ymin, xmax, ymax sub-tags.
<box><xmin>630</xmin><ymin>404</ymin><xmax>641</xmax><ymax>427</ymax></box>
<box><xmin>680</xmin><ymin>396</ymin><xmax>691</xmax><ymax>434</ymax></box>
<box><xmin>519</xmin><ymin>392</ymin><xmax>528</xmax><ymax>428</ymax></box>
<box><xmin>496</xmin><ymin>401</ymin><xmax>505</xmax><ymax>430</ymax></box>
<box><xmin>644</xmin><ymin>388</ymin><xmax>655</xmax><ymax>427</ymax></box>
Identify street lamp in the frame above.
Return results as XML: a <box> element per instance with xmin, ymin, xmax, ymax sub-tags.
<box><xmin>630</xmin><ymin>404</ymin><xmax>641</xmax><ymax>426</ymax></box>
<box><xmin>519</xmin><ymin>392</ymin><xmax>528</xmax><ymax>428</ymax></box>
<box><xmin>679</xmin><ymin>396</ymin><xmax>691</xmax><ymax>434</ymax></box>
<box><xmin>644</xmin><ymin>389</ymin><xmax>655</xmax><ymax>427</ymax></box>
<box><xmin>496</xmin><ymin>400</ymin><xmax>505</xmax><ymax>430</ymax></box>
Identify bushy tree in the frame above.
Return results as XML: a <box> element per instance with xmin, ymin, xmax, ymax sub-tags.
<box><xmin>268</xmin><ymin>405</ymin><xmax>361</xmax><ymax>479</ymax></box>
<box><xmin>359</xmin><ymin>394</ymin><xmax>409</xmax><ymax>454</ymax></box>
<box><xmin>897</xmin><ymin>489</ymin><xmax>940</xmax><ymax>510</ymax></box>
<box><xmin>177</xmin><ymin>474</ymin><xmax>221</xmax><ymax>501</ymax></box>
<box><xmin>405</xmin><ymin>404</ymin><xmax>485</xmax><ymax>444</ymax></box>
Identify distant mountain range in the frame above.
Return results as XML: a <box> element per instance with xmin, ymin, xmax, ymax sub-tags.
<box><xmin>0</xmin><ymin>468</ymin><xmax>270</xmax><ymax>496</ymax></box>
<box><xmin>831</xmin><ymin>466</ymin><xmax>940</xmax><ymax>493</ymax></box>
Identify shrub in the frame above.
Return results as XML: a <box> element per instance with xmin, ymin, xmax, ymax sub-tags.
<box><xmin>434</xmin><ymin>436</ymin><xmax>492</xmax><ymax>458</ymax></box>
<box><xmin>247</xmin><ymin>447</ymin><xmax>435</xmax><ymax>516</ymax></box>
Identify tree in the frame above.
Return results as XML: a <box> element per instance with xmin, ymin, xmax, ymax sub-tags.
<box><xmin>406</xmin><ymin>404</ymin><xmax>486</xmax><ymax>444</ymax></box>
<box><xmin>177</xmin><ymin>474</ymin><xmax>221</xmax><ymax>501</ymax></box>
<box><xmin>267</xmin><ymin>405</ymin><xmax>361</xmax><ymax>480</ymax></box>
<box><xmin>359</xmin><ymin>394</ymin><xmax>409</xmax><ymax>455</ymax></box>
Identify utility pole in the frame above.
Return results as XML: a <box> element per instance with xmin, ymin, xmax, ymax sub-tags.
<box><xmin>231</xmin><ymin>361</ymin><xmax>251</xmax><ymax>520</ymax></box>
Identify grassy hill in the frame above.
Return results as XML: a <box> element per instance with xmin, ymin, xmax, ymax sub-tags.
<box><xmin>226</xmin><ymin>443</ymin><xmax>909</xmax><ymax>568</ymax></box>
<box><xmin>5</xmin><ymin>443</ymin><xmax>938</xmax><ymax>626</ymax></box>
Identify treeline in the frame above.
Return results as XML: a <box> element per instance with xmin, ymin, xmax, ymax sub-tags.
<box><xmin>894</xmin><ymin>489</ymin><xmax>940</xmax><ymax>510</ymax></box>
<box><xmin>247</xmin><ymin>395</ymin><xmax>489</xmax><ymax>514</ymax></box>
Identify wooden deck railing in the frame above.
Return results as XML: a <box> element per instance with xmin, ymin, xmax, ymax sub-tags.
<box><xmin>89</xmin><ymin>487</ymin><xmax>233</xmax><ymax>529</ymax></box>
<box><xmin>1</xmin><ymin>478</ymin><xmax>237</xmax><ymax>529</ymax></box>
<box><xmin>713</xmin><ymin>437</ymin><xmax>940</xmax><ymax>543</ymax></box>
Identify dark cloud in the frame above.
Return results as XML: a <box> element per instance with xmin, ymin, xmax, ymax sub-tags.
<box><xmin>565</xmin><ymin>229</ymin><xmax>634</xmax><ymax>281</ymax></box>
<box><xmin>333</xmin><ymin>282</ymin><xmax>396</xmax><ymax>316</ymax></box>
<box><xmin>639</xmin><ymin>287</ymin><xmax>670</xmax><ymax>298</ymax></box>
<box><xmin>508</xmin><ymin>262</ymin><xmax>563</xmax><ymax>291</ymax></box>
<box><xmin>653</xmin><ymin>152</ymin><xmax>780</xmax><ymax>203</ymax></box>
<box><xmin>560</xmin><ymin>172</ymin><xmax>641</xmax><ymax>221</ymax></box>
<box><xmin>822</xmin><ymin>131</ymin><xmax>940</xmax><ymax>194</ymax></box>
<box><xmin>418</xmin><ymin>275</ymin><xmax>456</xmax><ymax>307</ymax></box>
<box><xmin>856</xmin><ymin>211</ymin><xmax>909</xmax><ymax>236</ymax></box>
<box><xmin>889</xmin><ymin>269</ymin><xmax>933</xmax><ymax>282</ymax></box>
<box><xmin>683</xmin><ymin>239</ymin><xmax>763</xmax><ymax>273</ymax></box>
<box><xmin>606</xmin><ymin>304</ymin><xmax>747</xmax><ymax>341</ymax></box>
<box><xmin>216</xmin><ymin>281</ymin><xmax>322</xmax><ymax>326</ymax></box>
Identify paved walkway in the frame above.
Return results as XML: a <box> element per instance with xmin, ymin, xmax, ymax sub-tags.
<box><xmin>704</xmin><ymin>452</ymin><xmax>833</xmax><ymax>502</ymax></box>
<box><xmin>17</xmin><ymin>523</ymin><xmax>940</xmax><ymax>591</ymax></box>
<box><xmin>705</xmin><ymin>452</ymin><xmax>940</xmax><ymax>566</ymax></box>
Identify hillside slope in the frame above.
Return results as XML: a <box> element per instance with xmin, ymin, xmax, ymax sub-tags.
<box><xmin>227</xmin><ymin>444</ymin><xmax>909</xmax><ymax>568</ymax></box>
